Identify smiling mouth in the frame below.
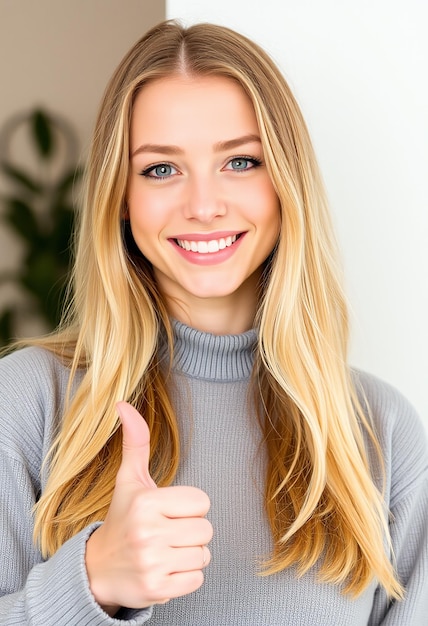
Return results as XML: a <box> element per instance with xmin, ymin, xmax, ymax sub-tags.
<box><xmin>174</xmin><ymin>234</ymin><xmax>243</xmax><ymax>254</ymax></box>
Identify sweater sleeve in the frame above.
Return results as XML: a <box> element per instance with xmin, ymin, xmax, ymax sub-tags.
<box><xmin>0</xmin><ymin>348</ymin><xmax>153</xmax><ymax>625</ymax></box>
<box><xmin>362</xmin><ymin>373</ymin><xmax>428</xmax><ymax>626</ymax></box>
<box><xmin>0</xmin><ymin>455</ymin><xmax>153</xmax><ymax>625</ymax></box>
<box><xmin>368</xmin><ymin>476</ymin><xmax>428</xmax><ymax>625</ymax></box>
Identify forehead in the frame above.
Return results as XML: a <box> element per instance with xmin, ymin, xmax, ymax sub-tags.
<box><xmin>130</xmin><ymin>74</ymin><xmax>260</xmax><ymax>148</ymax></box>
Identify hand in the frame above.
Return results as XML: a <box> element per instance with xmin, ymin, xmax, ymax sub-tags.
<box><xmin>85</xmin><ymin>401</ymin><xmax>212</xmax><ymax>615</ymax></box>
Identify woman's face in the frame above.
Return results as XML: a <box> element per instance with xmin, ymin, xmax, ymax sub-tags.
<box><xmin>127</xmin><ymin>74</ymin><xmax>280</xmax><ymax>333</ymax></box>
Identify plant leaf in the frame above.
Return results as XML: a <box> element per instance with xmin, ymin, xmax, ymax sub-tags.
<box><xmin>21</xmin><ymin>252</ymin><xmax>66</xmax><ymax>326</ymax></box>
<box><xmin>32</xmin><ymin>109</ymin><xmax>54</xmax><ymax>158</ymax></box>
<box><xmin>0</xmin><ymin>308</ymin><xmax>14</xmax><ymax>347</ymax></box>
<box><xmin>4</xmin><ymin>198</ymin><xmax>42</xmax><ymax>242</ymax></box>
<box><xmin>51</xmin><ymin>166</ymin><xmax>83</xmax><ymax>207</ymax></box>
<box><xmin>0</xmin><ymin>162</ymin><xmax>42</xmax><ymax>193</ymax></box>
<box><xmin>56</xmin><ymin>166</ymin><xmax>83</xmax><ymax>194</ymax></box>
<box><xmin>50</xmin><ymin>207</ymin><xmax>74</xmax><ymax>256</ymax></box>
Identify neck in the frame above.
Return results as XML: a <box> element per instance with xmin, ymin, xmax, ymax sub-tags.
<box><xmin>164</xmin><ymin>276</ymin><xmax>260</xmax><ymax>335</ymax></box>
<box><xmin>171</xmin><ymin>304</ymin><xmax>255</xmax><ymax>335</ymax></box>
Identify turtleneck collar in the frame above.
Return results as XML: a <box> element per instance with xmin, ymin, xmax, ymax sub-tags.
<box><xmin>162</xmin><ymin>319</ymin><xmax>257</xmax><ymax>382</ymax></box>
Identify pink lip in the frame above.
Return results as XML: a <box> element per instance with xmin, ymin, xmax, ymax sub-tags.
<box><xmin>170</xmin><ymin>230</ymin><xmax>243</xmax><ymax>242</ymax></box>
<box><xmin>169</xmin><ymin>232</ymin><xmax>246</xmax><ymax>266</ymax></box>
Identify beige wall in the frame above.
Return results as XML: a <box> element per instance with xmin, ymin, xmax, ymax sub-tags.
<box><xmin>0</xmin><ymin>0</ymin><xmax>165</xmax><ymax>335</ymax></box>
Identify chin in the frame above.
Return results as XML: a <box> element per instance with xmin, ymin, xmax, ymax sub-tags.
<box><xmin>191</xmin><ymin>288</ymin><xmax>239</xmax><ymax>300</ymax></box>
<box><xmin>187</xmin><ymin>279</ymin><xmax>245</xmax><ymax>299</ymax></box>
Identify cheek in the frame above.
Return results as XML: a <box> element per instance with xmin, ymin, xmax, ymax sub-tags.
<box><xmin>246</xmin><ymin>182</ymin><xmax>280</xmax><ymax>227</ymax></box>
<box><xmin>127</xmin><ymin>187</ymin><xmax>167</xmax><ymax>233</ymax></box>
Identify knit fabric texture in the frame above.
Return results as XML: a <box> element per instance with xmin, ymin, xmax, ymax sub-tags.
<box><xmin>0</xmin><ymin>320</ymin><xmax>427</xmax><ymax>625</ymax></box>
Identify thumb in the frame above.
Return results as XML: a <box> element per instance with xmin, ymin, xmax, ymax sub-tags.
<box><xmin>116</xmin><ymin>401</ymin><xmax>157</xmax><ymax>489</ymax></box>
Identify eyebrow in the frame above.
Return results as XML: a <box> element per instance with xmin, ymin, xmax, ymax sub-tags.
<box><xmin>131</xmin><ymin>133</ymin><xmax>261</xmax><ymax>157</ymax></box>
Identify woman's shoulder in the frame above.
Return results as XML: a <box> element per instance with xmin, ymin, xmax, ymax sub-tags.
<box><xmin>0</xmin><ymin>346</ymin><xmax>81</xmax><ymax>472</ymax></box>
<box><xmin>352</xmin><ymin>368</ymin><xmax>422</xmax><ymax>429</ymax></box>
<box><xmin>0</xmin><ymin>345</ymin><xmax>73</xmax><ymax>401</ymax></box>
<box><xmin>353</xmin><ymin>368</ymin><xmax>428</xmax><ymax>504</ymax></box>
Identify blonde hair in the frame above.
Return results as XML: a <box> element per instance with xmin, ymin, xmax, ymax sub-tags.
<box><xmin>32</xmin><ymin>20</ymin><xmax>402</xmax><ymax>599</ymax></box>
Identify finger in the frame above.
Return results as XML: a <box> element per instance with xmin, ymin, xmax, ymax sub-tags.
<box><xmin>152</xmin><ymin>485</ymin><xmax>211</xmax><ymax>518</ymax></box>
<box><xmin>163</xmin><ymin>516</ymin><xmax>213</xmax><ymax>547</ymax></box>
<box><xmin>144</xmin><ymin>544</ymin><xmax>211</xmax><ymax>575</ymax></box>
<box><xmin>161</xmin><ymin>545</ymin><xmax>212</xmax><ymax>575</ymax></box>
<box><xmin>116</xmin><ymin>401</ymin><xmax>157</xmax><ymax>489</ymax></box>
<box><xmin>171</xmin><ymin>545</ymin><xmax>211</xmax><ymax>572</ymax></box>
<box><xmin>148</xmin><ymin>570</ymin><xmax>205</xmax><ymax>604</ymax></box>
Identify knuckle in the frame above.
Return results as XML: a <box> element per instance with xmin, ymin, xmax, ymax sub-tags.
<box><xmin>133</xmin><ymin>557</ymin><xmax>169</xmax><ymax>599</ymax></box>
<box><xmin>125</xmin><ymin>494</ymin><xmax>148</xmax><ymax>523</ymax></box>
<box><xmin>140</xmin><ymin>576</ymin><xmax>165</xmax><ymax>600</ymax></box>
<box><xmin>142</xmin><ymin>569</ymin><xmax>162</xmax><ymax>592</ymax></box>
<box><xmin>126</xmin><ymin>522</ymin><xmax>157</xmax><ymax>547</ymax></box>
<box><xmin>135</xmin><ymin>545</ymin><xmax>162</xmax><ymax>573</ymax></box>
<box><xmin>133</xmin><ymin>488</ymin><xmax>160</xmax><ymax>512</ymax></box>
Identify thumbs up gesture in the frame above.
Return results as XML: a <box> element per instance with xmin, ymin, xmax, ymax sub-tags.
<box><xmin>85</xmin><ymin>402</ymin><xmax>212</xmax><ymax>616</ymax></box>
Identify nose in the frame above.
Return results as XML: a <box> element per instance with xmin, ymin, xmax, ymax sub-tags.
<box><xmin>183</xmin><ymin>175</ymin><xmax>226</xmax><ymax>223</ymax></box>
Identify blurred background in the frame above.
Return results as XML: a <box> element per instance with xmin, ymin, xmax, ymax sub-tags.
<box><xmin>0</xmin><ymin>0</ymin><xmax>164</xmax><ymax>342</ymax></box>
<box><xmin>0</xmin><ymin>0</ymin><xmax>426</xmax><ymax>429</ymax></box>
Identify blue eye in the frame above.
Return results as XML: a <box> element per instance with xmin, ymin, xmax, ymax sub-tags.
<box><xmin>225</xmin><ymin>157</ymin><xmax>262</xmax><ymax>171</ymax></box>
<box><xmin>231</xmin><ymin>158</ymin><xmax>249</xmax><ymax>170</ymax></box>
<box><xmin>141</xmin><ymin>163</ymin><xmax>177</xmax><ymax>179</ymax></box>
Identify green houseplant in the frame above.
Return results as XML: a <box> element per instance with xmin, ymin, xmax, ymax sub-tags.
<box><xmin>0</xmin><ymin>108</ymin><xmax>82</xmax><ymax>346</ymax></box>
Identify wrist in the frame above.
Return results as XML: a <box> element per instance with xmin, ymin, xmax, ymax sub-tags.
<box><xmin>85</xmin><ymin>527</ymin><xmax>121</xmax><ymax>616</ymax></box>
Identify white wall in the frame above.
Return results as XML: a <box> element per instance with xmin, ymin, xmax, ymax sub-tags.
<box><xmin>167</xmin><ymin>0</ymin><xmax>428</xmax><ymax>427</ymax></box>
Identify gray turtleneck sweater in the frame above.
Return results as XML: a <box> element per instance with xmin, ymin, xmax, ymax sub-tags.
<box><xmin>0</xmin><ymin>321</ymin><xmax>427</xmax><ymax>625</ymax></box>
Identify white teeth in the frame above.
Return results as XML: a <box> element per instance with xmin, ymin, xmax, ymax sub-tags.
<box><xmin>176</xmin><ymin>235</ymin><xmax>238</xmax><ymax>254</ymax></box>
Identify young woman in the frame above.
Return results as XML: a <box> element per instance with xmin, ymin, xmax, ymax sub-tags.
<box><xmin>0</xmin><ymin>20</ymin><xmax>426</xmax><ymax>626</ymax></box>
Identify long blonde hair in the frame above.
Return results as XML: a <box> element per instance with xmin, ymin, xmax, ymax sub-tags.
<box><xmin>32</xmin><ymin>20</ymin><xmax>402</xmax><ymax>599</ymax></box>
